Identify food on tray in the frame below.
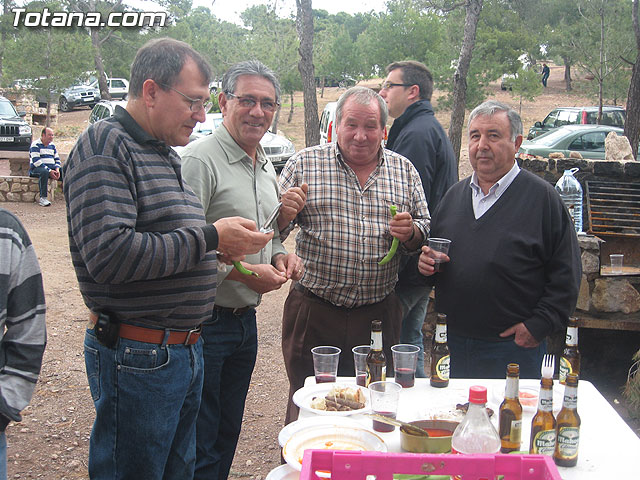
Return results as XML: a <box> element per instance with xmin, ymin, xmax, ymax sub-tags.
<box><xmin>456</xmin><ymin>402</ymin><xmax>494</xmax><ymax>417</ymax></box>
<box><xmin>518</xmin><ymin>390</ymin><xmax>538</xmax><ymax>407</ymax></box>
<box><xmin>311</xmin><ymin>385</ymin><xmax>366</xmax><ymax>411</ymax></box>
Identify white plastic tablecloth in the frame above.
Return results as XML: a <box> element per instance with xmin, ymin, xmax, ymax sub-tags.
<box><xmin>288</xmin><ymin>376</ymin><xmax>639</xmax><ymax>478</ymax></box>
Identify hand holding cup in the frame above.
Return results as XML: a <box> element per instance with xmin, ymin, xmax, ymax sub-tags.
<box><xmin>418</xmin><ymin>238</ymin><xmax>451</xmax><ymax>276</ymax></box>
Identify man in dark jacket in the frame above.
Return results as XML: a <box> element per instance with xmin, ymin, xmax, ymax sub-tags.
<box><xmin>380</xmin><ymin>60</ymin><xmax>457</xmax><ymax>377</ymax></box>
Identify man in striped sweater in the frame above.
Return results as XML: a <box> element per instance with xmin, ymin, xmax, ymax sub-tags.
<box><xmin>28</xmin><ymin>127</ymin><xmax>60</xmax><ymax>207</ymax></box>
<box><xmin>0</xmin><ymin>208</ymin><xmax>47</xmax><ymax>479</ymax></box>
<box><xmin>63</xmin><ymin>38</ymin><xmax>272</xmax><ymax>479</ymax></box>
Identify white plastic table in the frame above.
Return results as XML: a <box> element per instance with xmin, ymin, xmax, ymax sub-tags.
<box><xmin>290</xmin><ymin>376</ymin><xmax>639</xmax><ymax>478</ymax></box>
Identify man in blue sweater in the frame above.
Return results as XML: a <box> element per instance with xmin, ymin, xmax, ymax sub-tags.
<box><xmin>418</xmin><ymin>100</ymin><xmax>581</xmax><ymax>379</ymax></box>
<box><xmin>29</xmin><ymin>127</ymin><xmax>61</xmax><ymax>207</ymax></box>
<box><xmin>380</xmin><ymin>61</ymin><xmax>457</xmax><ymax>377</ymax></box>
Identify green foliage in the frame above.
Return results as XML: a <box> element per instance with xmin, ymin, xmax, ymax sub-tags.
<box><xmin>623</xmin><ymin>349</ymin><xmax>640</xmax><ymax>420</ymax></box>
<box><xmin>509</xmin><ymin>67</ymin><xmax>543</xmax><ymax>114</ymax></box>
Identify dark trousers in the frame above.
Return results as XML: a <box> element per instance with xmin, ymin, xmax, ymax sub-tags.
<box><xmin>448</xmin><ymin>332</ymin><xmax>546</xmax><ymax>380</ymax></box>
<box><xmin>282</xmin><ymin>283</ymin><xmax>401</xmax><ymax>424</ymax></box>
<box><xmin>29</xmin><ymin>166</ymin><xmax>62</xmax><ymax>197</ymax></box>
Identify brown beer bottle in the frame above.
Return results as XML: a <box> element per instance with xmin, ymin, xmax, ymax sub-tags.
<box><xmin>366</xmin><ymin>319</ymin><xmax>386</xmax><ymax>386</ymax></box>
<box><xmin>559</xmin><ymin>317</ymin><xmax>580</xmax><ymax>385</ymax></box>
<box><xmin>499</xmin><ymin>363</ymin><xmax>523</xmax><ymax>453</ymax></box>
<box><xmin>529</xmin><ymin>376</ymin><xmax>556</xmax><ymax>455</ymax></box>
<box><xmin>554</xmin><ymin>373</ymin><xmax>581</xmax><ymax>467</ymax></box>
<box><xmin>430</xmin><ymin>313</ymin><xmax>450</xmax><ymax>388</ymax></box>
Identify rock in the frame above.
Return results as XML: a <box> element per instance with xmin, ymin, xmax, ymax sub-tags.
<box><xmin>548</xmin><ymin>152</ymin><xmax>564</xmax><ymax>159</ymax></box>
<box><xmin>581</xmin><ymin>250</ymin><xmax>600</xmax><ymax>274</ymax></box>
<box><xmin>576</xmin><ymin>274</ymin><xmax>591</xmax><ymax>311</ymax></box>
<box><xmin>592</xmin><ymin>278</ymin><xmax>640</xmax><ymax>314</ymax></box>
<box><xmin>569</xmin><ymin>151</ymin><xmax>583</xmax><ymax>159</ymax></box>
<box><xmin>605</xmin><ymin>131</ymin><xmax>633</xmax><ymax>161</ymax></box>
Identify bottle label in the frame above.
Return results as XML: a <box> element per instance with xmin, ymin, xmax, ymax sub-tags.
<box><xmin>509</xmin><ymin>420</ymin><xmax>522</xmax><ymax>443</ymax></box>
<box><xmin>559</xmin><ymin>357</ymin><xmax>572</xmax><ymax>383</ymax></box>
<box><xmin>532</xmin><ymin>429</ymin><xmax>556</xmax><ymax>455</ymax></box>
<box><xmin>435</xmin><ymin>323</ymin><xmax>447</xmax><ymax>343</ymax></box>
<box><xmin>537</xmin><ymin>389</ymin><xmax>553</xmax><ymax>412</ymax></box>
<box><xmin>565</xmin><ymin>326</ymin><xmax>578</xmax><ymax>346</ymax></box>
<box><xmin>505</xmin><ymin>377</ymin><xmax>519</xmax><ymax>398</ymax></box>
<box><xmin>562</xmin><ymin>387</ymin><xmax>578</xmax><ymax>409</ymax></box>
<box><xmin>371</xmin><ymin>331</ymin><xmax>383</xmax><ymax>350</ymax></box>
<box><xmin>556</xmin><ymin>427</ymin><xmax>579</xmax><ymax>459</ymax></box>
<box><xmin>435</xmin><ymin>355</ymin><xmax>450</xmax><ymax>380</ymax></box>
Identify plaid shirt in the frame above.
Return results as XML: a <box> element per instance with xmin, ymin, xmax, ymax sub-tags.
<box><xmin>279</xmin><ymin>143</ymin><xmax>430</xmax><ymax>308</ymax></box>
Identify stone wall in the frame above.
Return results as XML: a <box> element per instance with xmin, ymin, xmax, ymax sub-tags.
<box><xmin>2</xmin><ymin>90</ymin><xmax>58</xmax><ymax>127</ymax></box>
<box><xmin>0</xmin><ymin>176</ymin><xmax>58</xmax><ymax>202</ymax></box>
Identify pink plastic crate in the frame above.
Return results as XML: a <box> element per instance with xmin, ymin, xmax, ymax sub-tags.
<box><xmin>300</xmin><ymin>450</ymin><xmax>562</xmax><ymax>480</ymax></box>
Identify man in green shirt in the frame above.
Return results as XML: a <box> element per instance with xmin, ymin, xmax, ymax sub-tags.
<box><xmin>181</xmin><ymin>60</ymin><xmax>303</xmax><ymax>480</ymax></box>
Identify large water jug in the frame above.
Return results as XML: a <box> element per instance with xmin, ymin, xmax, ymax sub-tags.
<box><xmin>555</xmin><ymin>168</ymin><xmax>583</xmax><ymax>233</ymax></box>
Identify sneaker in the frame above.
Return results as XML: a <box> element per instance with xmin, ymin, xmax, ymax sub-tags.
<box><xmin>38</xmin><ymin>197</ymin><xmax>51</xmax><ymax>207</ymax></box>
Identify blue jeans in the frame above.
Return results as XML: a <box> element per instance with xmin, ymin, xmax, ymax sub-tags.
<box><xmin>396</xmin><ymin>284</ymin><xmax>431</xmax><ymax>378</ymax></box>
<box><xmin>0</xmin><ymin>432</ymin><xmax>6</xmax><ymax>480</ymax></box>
<box><xmin>448</xmin><ymin>333</ymin><xmax>546</xmax><ymax>379</ymax></box>
<box><xmin>84</xmin><ymin>328</ymin><xmax>204</xmax><ymax>480</ymax></box>
<box><xmin>29</xmin><ymin>166</ymin><xmax>60</xmax><ymax>198</ymax></box>
<box><xmin>195</xmin><ymin>308</ymin><xmax>258</xmax><ymax>480</ymax></box>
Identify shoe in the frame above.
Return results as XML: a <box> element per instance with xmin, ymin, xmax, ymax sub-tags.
<box><xmin>38</xmin><ymin>197</ymin><xmax>51</xmax><ymax>207</ymax></box>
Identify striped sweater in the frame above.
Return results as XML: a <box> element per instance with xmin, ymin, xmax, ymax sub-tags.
<box><xmin>63</xmin><ymin>106</ymin><xmax>219</xmax><ymax>329</ymax></box>
<box><xmin>29</xmin><ymin>141</ymin><xmax>61</xmax><ymax>171</ymax></box>
<box><xmin>0</xmin><ymin>208</ymin><xmax>47</xmax><ymax>429</ymax></box>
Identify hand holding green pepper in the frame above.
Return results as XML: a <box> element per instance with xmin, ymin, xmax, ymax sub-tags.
<box><xmin>378</xmin><ymin>205</ymin><xmax>399</xmax><ymax>265</ymax></box>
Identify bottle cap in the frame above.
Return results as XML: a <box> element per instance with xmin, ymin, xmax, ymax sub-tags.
<box><xmin>469</xmin><ymin>385</ymin><xmax>487</xmax><ymax>404</ymax></box>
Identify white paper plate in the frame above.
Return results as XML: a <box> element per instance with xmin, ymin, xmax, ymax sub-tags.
<box><xmin>283</xmin><ymin>424</ymin><xmax>386</xmax><ymax>472</ymax></box>
<box><xmin>265</xmin><ymin>464</ymin><xmax>299</xmax><ymax>480</ymax></box>
<box><xmin>491</xmin><ymin>383</ymin><xmax>564</xmax><ymax>414</ymax></box>
<box><xmin>292</xmin><ymin>383</ymin><xmax>369</xmax><ymax>416</ymax></box>
<box><xmin>279</xmin><ymin>416</ymin><xmax>362</xmax><ymax>447</ymax></box>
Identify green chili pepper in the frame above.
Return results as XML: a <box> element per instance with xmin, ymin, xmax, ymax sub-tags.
<box><xmin>232</xmin><ymin>261</ymin><xmax>260</xmax><ymax>277</ymax></box>
<box><xmin>378</xmin><ymin>205</ymin><xmax>399</xmax><ymax>266</ymax></box>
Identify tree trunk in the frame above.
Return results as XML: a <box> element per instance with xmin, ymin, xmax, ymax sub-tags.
<box><xmin>598</xmin><ymin>2</ymin><xmax>605</xmax><ymax>124</ymax></box>
<box><xmin>625</xmin><ymin>0</ymin><xmax>640</xmax><ymax>160</ymax></box>
<box><xmin>296</xmin><ymin>0</ymin><xmax>320</xmax><ymax>147</ymax></box>
<box><xmin>272</xmin><ymin>107</ymin><xmax>280</xmax><ymax>133</ymax></box>
<box><xmin>288</xmin><ymin>91</ymin><xmax>294</xmax><ymax>123</ymax></box>
<box><xmin>90</xmin><ymin>27</ymin><xmax>110</xmax><ymax>100</ymax></box>
<box><xmin>562</xmin><ymin>57</ymin><xmax>572</xmax><ymax>91</ymax></box>
<box><xmin>0</xmin><ymin>0</ymin><xmax>10</xmax><ymax>84</ymax></box>
<box><xmin>448</xmin><ymin>0</ymin><xmax>483</xmax><ymax>163</ymax></box>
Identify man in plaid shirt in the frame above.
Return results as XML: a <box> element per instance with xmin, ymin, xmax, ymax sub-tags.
<box><xmin>278</xmin><ymin>86</ymin><xmax>430</xmax><ymax>423</ymax></box>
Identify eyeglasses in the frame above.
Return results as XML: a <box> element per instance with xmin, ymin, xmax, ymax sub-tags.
<box><xmin>225</xmin><ymin>92</ymin><xmax>279</xmax><ymax>112</ymax></box>
<box><xmin>380</xmin><ymin>81</ymin><xmax>414</xmax><ymax>90</ymax></box>
<box><xmin>160</xmin><ymin>83</ymin><xmax>211</xmax><ymax>112</ymax></box>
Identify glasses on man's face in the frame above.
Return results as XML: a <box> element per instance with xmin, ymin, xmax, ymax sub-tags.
<box><xmin>225</xmin><ymin>92</ymin><xmax>279</xmax><ymax>113</ymax></box>
<box><xmin>380</xmin><ymin>81</ymin><xmax>413</xmax><ymax>90</ymax></box>
<box><xmin>160</xmin><ymin>83</ymin><xmax>211</xmax><ymax>112</ymax></box>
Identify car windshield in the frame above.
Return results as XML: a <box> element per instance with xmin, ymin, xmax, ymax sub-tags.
<box><xmin>530</xmin><ymin>128</ymin><xmax>574</xmax><ymax>146</ymax></box>
<box><xmin>0</xmin><ymin>100</ymin><xmax>18</xmax><ymax>116</ymax></box>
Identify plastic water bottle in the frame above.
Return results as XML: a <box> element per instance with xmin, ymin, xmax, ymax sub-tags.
<box><xmin>451</xmin><ymin>386</ymin><xmax>501</xmax><ymax>455</ymax></box>
<box><xmin>555</xmin><ymin>168</ymin><xmax>583</xmax><ymax>233</ymax></box>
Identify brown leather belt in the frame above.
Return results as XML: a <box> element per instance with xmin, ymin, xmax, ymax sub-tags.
<box><xmin>213</xmin><ymin>305</ymin><xmax>253</xmax><ymax>316</ymax></box>
<box><xmin>88</xmin><ymin>313</ymin><xmax>201</xmax><ymax>345</ymax></box>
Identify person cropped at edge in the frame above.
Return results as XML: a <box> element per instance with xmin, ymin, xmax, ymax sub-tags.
<box><xmin>418</xmin><ymin>100</ymin><xmax>581</xmax><ymax>380</ymax></box>
<box><xmin>379</xmin><ymin>60</ymin><xmax>457</xmax><ymax>377</ymax></box>
<box><xmin>63</xmin><ymin>38</ymin><xmax>272</xmax><ymax>480</ymax></box>
<box><xmin>29</xmin><ymin>127</ymin><xmax>61</xmax><ymax>207</ymax></box>
<box><xmin>0</xmin><ymin>208</ymin><xmax>47</xmax><ymax>480</ymax></box>
<box><xmin>181</xmin><ymin>60</ymin><xmax>303</xmax><ymax>480</ymax></box>
<box><xmin>278</xmin><ymin>86</ymin><xmax>430</xmax><ymax>424</ymax></box>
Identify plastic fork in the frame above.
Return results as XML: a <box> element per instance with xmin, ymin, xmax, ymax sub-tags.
<box><xmin>541</xmin><ymin>353</ymin><xmax>555</xmax><ymax>379</ymax></box>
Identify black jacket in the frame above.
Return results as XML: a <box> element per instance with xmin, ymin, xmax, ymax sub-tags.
<box><xmin>385</xmin><ymin>99</ymin><xmax>457</xmax><ymax>214</ymax></box>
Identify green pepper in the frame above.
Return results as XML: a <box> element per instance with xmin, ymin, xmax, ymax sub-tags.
<box><xmin>378</xmin><ymin>205</ymin><xmax>399</xmax><ymax>266</ymax></box>
<box><xmin>232</xmin><ymin>261</ymin><xmax>260</xmax><ymax>277</ymax></box>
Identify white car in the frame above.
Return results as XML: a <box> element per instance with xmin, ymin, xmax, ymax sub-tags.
<box><xmin>90</xmin><ymin>77</ymin><xmax>129</xmax><ymax>100</ymax></box>
<box><xmin>319</xmin><ymin>102</ymin><xmax>337</xmax><ymax>144</ymax></box>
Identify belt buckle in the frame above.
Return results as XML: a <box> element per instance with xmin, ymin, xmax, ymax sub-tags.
<box><xmin>184</xmin><ymin>326</ymin><xmax>201</xmax><ymax>345</ymax></box>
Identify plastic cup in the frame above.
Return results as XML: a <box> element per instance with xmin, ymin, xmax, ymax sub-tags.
<box><xmin>428</xmin><ymin>238</ymin><xmax>452</xmax><ymax>272</ymax></box>
<box><xmin>610</xmin><ymin>254</ymin><xmax>624</xmax><ymax>273</ymax></box>
<box><xmin>391</xmin><ymin>344</ymin><xmax>420</xmax><ymax>388</ymax></box>
<box><xmin>352</xmin><ymin>345</ymin><xmax>370</xmax><ymax>387</ymax></box>
<box><xmin>311</xmin><ymin>346</ymin><xmax>341</xmax><ymax>384</ymax></box>
<box><xmin>369</xmin><ymin>381</ymin><xmax>402</xmax><ymax>432</ymax></box>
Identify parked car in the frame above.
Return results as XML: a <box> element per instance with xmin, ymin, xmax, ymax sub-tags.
<box><xmin>518</xmin><ymin>124</ymin><xmax>636</xmax><ymax>160</ymax></box>
<box><xmin>527</xmin><ymin>106</ymin><xmax>626</xmax><ymax>140</ymax></box>
<box><xmin>88</xmin><ymin>99</ymin><xmax>128</xmax><ymax>124</ymax></box>
<box><xmin>0</xmin><ymin>96</ymin><xmax>32</xmax><ymax>151</ymax></box>
<box><xmin>89</xmin><ymin>77</ymin><xmax>129</xmax><ymax>100</ymax></box>
<box><xmin>59</xmin><ymin>83</ymin><xmax>101</xmax><ymax>112</ymax></box>
<box><xmin>319</xmin><ymin>102</ymin><xmax>337</xmax><ymax>144</ymax></box>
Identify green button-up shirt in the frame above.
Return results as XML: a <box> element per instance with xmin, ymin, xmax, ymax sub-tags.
<box><xmin>181</xmin><ymin>125</ymin><xmax>287</xmax><ymax>308</ymax></box>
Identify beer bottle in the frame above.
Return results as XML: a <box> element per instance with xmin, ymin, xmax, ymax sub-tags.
<box><xmin>559</xmin><ymin>317</ymin><xmax>580</xmax><ymax>385</ymax></box>
<box><xmin>430</xmin><ymin>313</ymin><xmax>450</xmax><ymax>388</ymax></box>
<box><xmin>554</xmin><ymin>373</ymin><xmax>581</xmax><ymax>467</ymax></box>
<box><xmin>499</xmin><ymin>363</ymin><xmax>523</xmax><ymax>453</ymax></box>
<box><xmin>529</xmin><ymin>376</ymin><xmax>556</xmax><ymax>456</ymax></box>
<box><xmin>366</xmin><ymin>319</ymin><xmax>386</xmax><ymax>386</ymax></box>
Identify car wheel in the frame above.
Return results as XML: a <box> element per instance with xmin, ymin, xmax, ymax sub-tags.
<box><xmin>59</xmin><ymin>97</ymin><xmax>70</xmax><ymax>112</ymax></box>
